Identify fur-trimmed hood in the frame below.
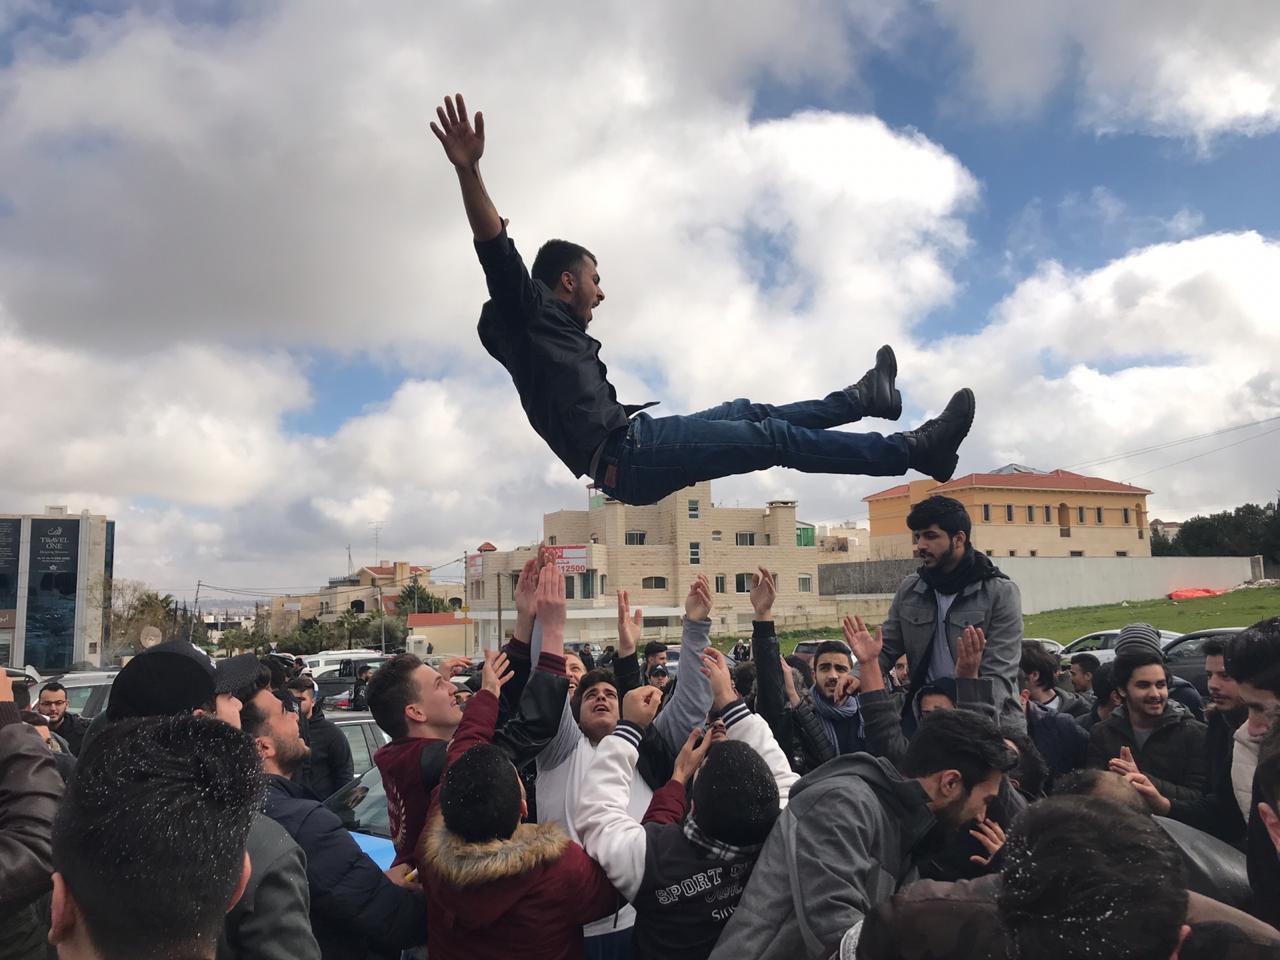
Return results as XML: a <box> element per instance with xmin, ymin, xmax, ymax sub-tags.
<box><xmin>424</xmin><ymin>813</ymin><xmax>569</xmax><ymax>889</ymax></box>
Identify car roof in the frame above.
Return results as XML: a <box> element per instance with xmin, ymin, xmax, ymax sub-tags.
<box><xmin>1167</xmin><ymin>627</ymin><xmax>1246</xmax><ymax>643</ymax></box>
<box><xmin>330</xmin><ymin>711</ymin><xmax>377</xmax><ymax>723</ymax></box>
<box><xmin>47</xmin><ymin>671</ymin><xmax>119</xmax><ymax>684</ymax></box>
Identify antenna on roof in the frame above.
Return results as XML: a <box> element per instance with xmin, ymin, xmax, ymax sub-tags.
<box><xmin>369</xmin><ymin>521</ymin><xmax>385</xmax><ymax>566</ymax></box>
<box><xmin>347</xmin><ymin>543</ymin><xmax>354</xmax><ymax>576</ymax></box>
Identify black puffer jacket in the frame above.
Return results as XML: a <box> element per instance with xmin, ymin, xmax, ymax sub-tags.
<box><xmin>1168</xmin><ymin>706</ymin><xmax>1247</xmax><ymax>845</ymax></box>
<box><xmin>264</xmin><ymin>775</ymin><xmax>426</xmax><ymax>960</ymax></box>
<box><xmin>1087</xmin><ymin>703</ymin><xmax>1208</xmax><ymax>808</ymax></box>
<box><xmin>752</xmin><ymin>619</ymin><xmax>835</xmax><ymax>774</ymax></box>
<box><xmin>298</xmin><ymin>709</ymin><xmax>355</xmax><ymax>801</ymax></box>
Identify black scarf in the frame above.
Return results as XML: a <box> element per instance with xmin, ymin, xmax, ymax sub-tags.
<box><xmin>917</xmin><ymin>543</ymin><xmax>1008</xmax><ymax>596</ymax></box>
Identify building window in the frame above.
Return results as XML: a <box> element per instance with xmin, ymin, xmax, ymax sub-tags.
<box><xmin>581</xmin><ymin>570</ymin><xmax>596</xmax><ymax>599</ymax></box>
<box><xmin>798</xmin><ymin>575</ymin><xmax>813</xmax><ymax>593</ymax></box>
<box><xmin>1116</xmin><ymin>551</ymin><xmax>1128</xmax><ymax>557</ymax></box>
<box><xmin>564</xmin><ymin>577</ymin><xmax>575</xmax><ymax>599</ymax></box>
<box><xmin>1123</xmin><ymin>508</ymin><xmax>1131</xmax><ymax>525</ymax></box>
<box><xmin>1070</xmin><ymin>551</ymin><xmax>1084</xmax><ymax>558</ymax></box>
<box><xmin>1008</xmin><ymin>550</ymin><xmax>1017</xmax><ymax>557</ymax></box>
<box><xmin>736</xmin><ymin>532</ymin><xmax>756</xmax><ymax>547</ymax></box>
<box><xmin>715</xmin><ymin>575</ymin><xmax>726</xmax><ymax>593</ymax></box>
<box><xmin>1078</xmin><ymin>506</ymin><xmax>1086</xmax><ymax>524</ymax></box>
<box><xmin>1030</xmin><ymin>550</ymin><xmax>1038</xmax><ymax>557</ymax></box>
<box><xmin>1027</xmin><ymin>505</ymin><xmax>1035</xmax><ymax>523</ymax></box>
<box><xmin>688</xmin><ymin>500</ymin><xmax>700</xmax><ymax>519</ymax></box>
<box><xmin>1005</xmin><ymin>504</ymin><xmax>1014</xmax><ymax>522</ymax></box>
<box><xmin>985</xmin><ymin>550</ymin><xmax>994</xmax><ymax>557</ymax></box>
<box><xmin>599</xmin><ymin>575</ymin><xmax>607</xmax><ymax>596</ymax></box>
<box><xmin>796</xmin><ymin>526</ymin><xmax>815</xmax><ymax>547</ymax></box>
<box><xmin>735</xmin><ymin>573</ymin><xmax>753</xmax><ymax>593</ymax></box>
<box><xmin>764</xmin><ymin>533</ymin><xmax>772</xmax><ymax>546</ymax></box>
<box><xmin>1096</xmin><ymin>507</ymin><xmax>1104</xmax><ymax>524</ymax></box>
<box><xmin>641</xmin><ymin>576</ymin><xmax>667</xmax><ymax>590</ymax></box>
<box><xmin>510</xmin><ymin>573</ymin><xmax>520</xmax><ymax>594</ymax></box>
<box><xmin>712</xmin><ymin>530</ymin><xmax>722</xmax><ymax>542</ymax></box>
<box><xmin>982</xmin><ymin>504</ymin><xmax>991</xmax><ymax>522</ymax></box>
<box><xmin>548</xmin><ymin>536</ymin><xmax>557</xmax><ymax>545</ymax></box>
<box><xmin>625</xmin><ymin>530</ymin><xmax>646</xmax><ymax>546</ymax></box>
<box><xmin>1044</xmin><ymin>505</ymin><xmax>1052</xmax><ymax>523</ymax></box>
<box><xmin>689</xmin><ymin>542</ymin><xmax>701</xmax><ymax>565</ymax></box>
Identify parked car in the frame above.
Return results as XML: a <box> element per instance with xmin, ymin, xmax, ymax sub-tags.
<box><xmin>1028</xmin><ymin>637</ymin><xmax>1065</xmax><ymax>657</ymax></box>
<box><xmin>327</xmin><ymin>711</ymin><xmax>390</xmax><ymax>782</ymax></box>
<box><xmin>1059</xmin><ymin>629</ymin><xmax>1183</xmax><ymax>668</ymax></box>
<box><xmin>40</xmin><ymin>670</ymin><xmax>119</xmax><ymax>719</ymax></box>
<box><xmin>792</xmin><ymin>640</ymin><xmax>822</xmax><ymax>665</ymax></box>
<box><xmin>663</xmin><ymin>647</ymin><xmax>681</xmax><ymax>677</ymax></box>
<box><xmin>1163</xmin><ymin>628</ymin><xmax>1247</xmax><ymax>698</ymax></box>
<box><xmin>325</xmin><ymin>765</ymin><xmax>396</xmax><ymax>870</ymax></box>
<box><xmin>317</xmin><ymin>657</ymin><xmax>390</xmax><ymax>710</ymax></box>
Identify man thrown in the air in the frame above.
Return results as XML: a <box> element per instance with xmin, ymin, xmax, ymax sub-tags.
<box><xmin>433</xmin><ymin>93</ymin><xmax>975</xmax><ymax>506</ymax></box>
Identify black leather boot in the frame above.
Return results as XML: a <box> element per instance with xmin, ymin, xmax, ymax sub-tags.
<box><xmin>899</xmin><ymin>388</ymin><xmax>975</xmax><ymax>483</ymax></box>
<box><xmin>849</xmin><ymin>345</ymin><xmax>902</xmax><ymax>421</ymax></box>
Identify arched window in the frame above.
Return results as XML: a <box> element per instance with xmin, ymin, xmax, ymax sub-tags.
<box><xmin>641</xmin><ymin>576</ymin><xmax>668</xmax><ymax>590</ymax></box>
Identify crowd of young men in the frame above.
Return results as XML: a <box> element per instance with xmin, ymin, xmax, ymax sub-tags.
<box><xmin>3</xmin><ymin>494</ymin><xmax>1280</xmax><ymax>960</ymax></box>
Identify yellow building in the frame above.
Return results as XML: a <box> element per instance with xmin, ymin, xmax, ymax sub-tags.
<box><xmin>864</xmin><ymin>466</ymin><xmax>1152</xmax><ymax>560</ymax></box>
<box><xmin>268</xmin><ymin>561</ymin><xmax>463</xmax><ymax>635</ymax></box>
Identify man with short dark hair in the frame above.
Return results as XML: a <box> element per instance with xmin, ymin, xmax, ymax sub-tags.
<box><xmin>96</xmin><ymin>644</ymin><xmax>318</xmax><ymax>960</ymax></box>
<box><xmin>49</xmin><ymin>715</ymin><xmax>260</xmax><ymax>960</ymax></box>
<box><xmin>810</xmin><ymin>639</ymin><xmax>868</xmax><ymax>756</ymax></box>
<box><xmin>243</xmin><ymin>686</ymin><xmax>426</xmax><ymax>960</ymax></box>
<box><xmin>432</xmin><ymin>93</ymin><xmax>976</xmax><ymax>508</ymax></box>
<box><xmin>286</xmin><ymin>678</ymin><xmax>354</xmax><ymax>801</ymax></box>
<box><xmin>1226</xmin><ymin>619</ymin><xmax>1280</xmax><ymax>821</ymax></box>
<box><xmin>1017</xmin><ymin>669</ymin><xmax>1088</xmax><ymax>783</ymax></box>
<box><xmin>36</xmin><ymin>682</ymin><xmax>91</xmax><ymax>756</ymax></box>
<box><xmin>998</xmin><ymin>796</ymin><xmax>1191</xmax><ymax>960</ymax></box>
<box><xmin>1020</xmin><ymin>642</ymin><xmax>1091</xmax><ymax>720</ymax></box>
<box><xmin>1069</xmin><ymin>653</ymin><xmax>1100</xmax><ymax>698</ymax></box>
<box><xmin>643</xmin><ymin>641</ymin><xmax>668</xmax><ymax>682</ymax></box>
<box><xmin>577</xmin><ymin>647</ymin><xmax>797</xmax><ymax>959</ymax></box>
<box><xmin>351</xmin><ymin>664</ymin><xmax>373</xmax><ymax>712</ymax></box>
<box><xmin>878</xmin><ymin>496</ymin><xmax>1025</xmax><ymax>735</ymax></box>
<box><xmin>1088</xmin><ymin>648</ymin><xmax>1207</xmax><ymax>808</ymax></box>
<box><xmin>1080</xmin><ymin>661</ymin><xmax>1122</xmax><ymax>732</ymax></box>
<box><xmin>709</xmin><ymin>709</ymin><xmax>1016</xmax><ymax>960</ymax></box>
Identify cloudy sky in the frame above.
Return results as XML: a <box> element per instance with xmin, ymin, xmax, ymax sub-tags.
<box><xmin>3</xmin><ymin>0</ymin><xmax>1279</xmax><ymax>600</ymax></box>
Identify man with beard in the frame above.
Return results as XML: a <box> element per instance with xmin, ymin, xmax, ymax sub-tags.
<box><xmin>1087</xmin><ymin>647</ymin><xmax>1208</xmax><ymax>809</ymax></box>
<box><xmin>879</xmin><ymin>496</ymin><xmax>1025</xmax><ymax>736</ymax></box>
<box><xmin>244</xmin><ymin>686</ymin><xmax>427</xmax><ymax>960</ymax></box>
<box><xmin>709</xmin><ymin>708</ymin><xmax>1015</xmax><ymax>960</ymax></box>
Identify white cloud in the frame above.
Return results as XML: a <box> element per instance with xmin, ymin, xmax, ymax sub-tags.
<box><xmin>934</xmin><ymin>0</ymin><xmax>1280</xmax><ymax>142</ymax></box>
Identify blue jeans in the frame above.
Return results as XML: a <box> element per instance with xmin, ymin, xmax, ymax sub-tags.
<box><xmin>597</xmin><ymin>390</ymin><xmax>910</xmax><ymax>505</ymax></box>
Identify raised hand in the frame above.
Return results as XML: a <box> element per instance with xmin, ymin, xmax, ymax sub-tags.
<box><xmin>1108</xmin><ymin>745</ymin><xmax>1140</xmax><ymax>779</ymax></box>
<box><xmin>685</xmin><ymin>574</ymin><xmax>712</xmax><ymax>622</ymax></box>
<box><xmin>672</xmin><ymin>727</ymin><xmax>716</xmax><ymax>784</ymax></box>
<box><xmin>513</xmin><ymin>551</ymin><xmax>542</xmax><ymax>637</ymax></box>
<box><xmin>481</xmin><ymin>649</ymin><xmax>513</xmax><ymax>698</ymax></box>
<box><xmin>968</xmin><ymin>818</ymin><xmax>1006</xmax><ymax>867</ymax></box>
<box><xmin>834</xmin><ymin>673</ymin><xmax>860</xmax><ymax>706</ymax></box>
<box><xmin>535</xmin><ymin>563</ymin><xmax>567</xmax><ymax>647</ymax></box>
<box><xmin>1125</xmin><ymin>771</ymin><xmax>1171</xmax><ymax>815</ymax></box>
<box><xmin>430</xmin><ymin>93</ymin><xmax>485</xmax><ymax>168</ymax></box>
<box><xmin>700</xmin><ymin>647</ymin><xmax>737</xmax><ymax>711</ymax></box>
<box><xmin>751</xmin><ymin>567</ymin><xmax>776</xmax><ymax>620</ymax></box>
<box><xmin>439</xmin><ymin>656</ymin><xmax>471</xmax><ymax>679</ymax></box>
<box><xmin>955</xmin><ymin>625</ymin><xmax>986</xmax><ymax>680</ymax></box>
<box><xmin>617</xmin><ymin>590</ymin><xmax>642</xmax><ymax>658</ymax></box>
<box><xmin>842</xmin><ymin>615</ymin><xmax>883</xmax><ymax>665</ymax></box>
<box><xmin>621</xmin><ymin>685</ymin><xmax>663</xmax><ymax>729</ymax></box>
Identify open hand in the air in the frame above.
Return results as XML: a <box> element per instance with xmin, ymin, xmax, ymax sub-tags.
<box><xmin>842</xmin><ymin>615</ymin><xmax>883</xmax><ymax>665</ymax></box>
<box><xmin>430</xmin><ymin>93</ymin><xmax>485</xmax><ymax>168</ymax></box>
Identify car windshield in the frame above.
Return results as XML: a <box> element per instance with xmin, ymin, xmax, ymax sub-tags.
<box><xmin>666</xmin><ymin>649</ymin><xmax>680</xmax><ymax>662</ymax></box>
<box><xmin>324</xmin><ymin>767</ymin><xmax>389</xmax><ymax>838</ymax></box>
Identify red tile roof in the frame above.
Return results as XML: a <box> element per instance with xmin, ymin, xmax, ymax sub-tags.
<box><xmin>408</xmin><ymin>613</ymin><xmax>471</xmax><ymax>627</ymax></box>
<box><xmin>865</xmin><ymin>470</ymin><xmax>1151</xmax><ymax>502</ymax></box>
<box><xmin>477</xmin><ymin>542</ymin><xmax>497</xmax><ymax>553</ymax></box>
<box><xmin>363</xmin><ymin>564</ymin><xmax>429</xmax><ymax>576</ymax></box>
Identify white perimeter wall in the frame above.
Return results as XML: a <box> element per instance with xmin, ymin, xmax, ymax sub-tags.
<box><xmin>1001</xmin><ymin>556</ymin><xmax>1257</xmax><ymax>615</ymax></box>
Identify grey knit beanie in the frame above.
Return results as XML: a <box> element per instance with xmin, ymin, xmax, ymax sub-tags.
<box><xmin>1114</xmin><ymin>622</ymin><xmax>1164</xmax><ymax>658</ymax></box>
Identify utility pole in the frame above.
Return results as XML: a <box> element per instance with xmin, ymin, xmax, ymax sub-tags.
<box><xmin>369</xmin><ymin>521</ymin><xmax>385</xmax><ymax>566</ymax></box>
<box><xmin>377</xmin><ymin>585</ymin><xmax>386</xmax><ymax>654</ymax></box>
<box><xmin>496</xmin><ymin>572</ymin><xmax>503</xmax><ymax>650</ymax></box>
<box><xmin>187</xmin><ymin>580</ymin><xmax>201</xmax><ymax>646</ymax></box>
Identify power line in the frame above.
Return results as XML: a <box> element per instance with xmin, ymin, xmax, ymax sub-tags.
<box><xmin>1122</xmin><ymin>422</ymin><xmax>1280</xmax><ymax>483</ymax></box>
<box><xmin>1064</xmin><ymin>413</ymin><xmax>1280</xmax><ymax>471</ymax></box>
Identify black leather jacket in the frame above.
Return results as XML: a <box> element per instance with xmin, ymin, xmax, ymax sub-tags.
<box><xmin>752</xmin><ymin>620</ymin><xmax>836</xmax><ymax>774</ymax></box>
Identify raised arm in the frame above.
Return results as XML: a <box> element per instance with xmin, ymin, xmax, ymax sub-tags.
<box><xmin>653</xmin><ymin>576</ymin><xmax>714</xmax><ymax>751</ymax></box>
<box><xmin>431</xmin><ymin>93</ymin><xmax>503</xmax><ymax>243</ymax></box>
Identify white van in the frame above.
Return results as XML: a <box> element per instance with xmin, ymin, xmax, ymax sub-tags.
<box><xmin>303</xmin><ymin>648</ymin><xmax>385</xmax><ymax>674</ymax></box>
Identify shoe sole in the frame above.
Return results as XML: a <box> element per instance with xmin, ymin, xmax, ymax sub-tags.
<box><xmin>876</xmin><ymin>345</ymin><xmax>903</xmax><ymax>421</ymax></box>
<box><xmin>931</xmin><ymin>388</ymin><xmax>975</xmax><ymax>483</ymax></box>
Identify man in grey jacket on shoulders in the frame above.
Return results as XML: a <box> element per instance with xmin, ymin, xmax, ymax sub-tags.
<box><xmin>878</xmin><ymin>495</ymin><xmax>1025</xmax><ymax>736</ymax></box>
<box><xmin>709</xmin><ymin>709</ymin><xmax>1015</xmax><ymax>960</ymax></box>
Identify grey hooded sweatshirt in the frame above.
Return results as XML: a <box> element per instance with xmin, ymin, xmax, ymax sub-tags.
<box><xmin>708</xmin><ymin>753</ymin><xmax>937</xmax><ymax>960</ymax></box>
